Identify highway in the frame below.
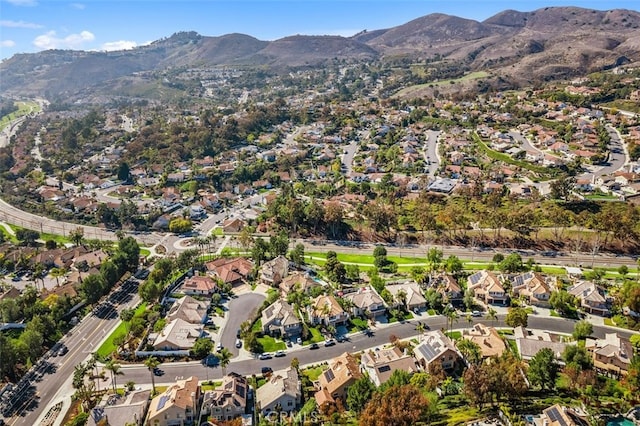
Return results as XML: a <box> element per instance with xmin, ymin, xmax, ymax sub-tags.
<box><xmin>4</xmin><ymin>279</ymin><xmax>142</xmax><ymax>426</ymax></box>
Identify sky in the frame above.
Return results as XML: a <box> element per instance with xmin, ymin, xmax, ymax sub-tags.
<box><xmin>1</xmin><ymin>0</ymin><xmax>639</xmax><ymax>60</ymax></box>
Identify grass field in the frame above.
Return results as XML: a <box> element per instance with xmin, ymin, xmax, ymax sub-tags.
<box><xmin>472</xmin><ymin>133</ymin><xmax>553</xmax><ymax>176</ymax></box>
<box><xmin>96</xmin><ymin>303</ymin><xmax>147</xmax><ymax>358</ymax></box>
<box><xmin>256</xmin><ymin>335</ymin><xmax>286</xmax><ymax>352</ymax></box>
<box><xmin>394</xmin><ymin>71</ymin><xmax>490</xmax><ymax>97</ymax></box>
<box><xmin>0</xmin><ymin>101</ymin><xmax>41</xmax><ymax>131</ymax></box>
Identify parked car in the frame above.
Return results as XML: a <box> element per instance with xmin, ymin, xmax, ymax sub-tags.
<box><xmin>235</xmin><ymin>339</ymin><xmax>242</xmax><ymax>348</ymax></box>
<box><xmin>258</xmin><ymin>353</ymin><xmax>272</xmax><ymax>360</ymax></box>
<box><xmin>309</xmin><ymin>343</ymin><xmax>319</xmax><ymax>350</ymax></box>
<box><xmin>296</xmin><ymin>337</ymin><xmax>302</xmax><ymax>345</ymax></box>
<box><xmin>57</xmin><ymin>345</ymin><xmax>68</xmax><ymax>356</ymax></box>
<box><xmin>471</xmin><ymin>311</ymin><xmax>482</xmax><ymax>317</ymax></box>
<box><xmin>336</xmin><ymin>335</ymin><xmax>347</xmax><ymax>343</ymax></box>
<box><xmin>261</xmin><ymin>367</ymin><xmax>273</xmax><ymax>375</ymax></box>
<box><xmin>324</xmin><ymin>339</ymin><xmax>336</xmax><ymax>347</ymax></box>
<box><xmin>216</xmin><ymin>342</ymin><xmax>223</xmax><ymax>351</ymax></box>
<box><xmin>274</xmin><ymin>350</ymin><xmax>286</xmax><ymax>357</ymax></box>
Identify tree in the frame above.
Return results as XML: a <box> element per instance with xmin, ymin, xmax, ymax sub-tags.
<box><xmin>69</xmin><ymin>227</ymin><xmax>85</xmax><ymax>247</ymax></box>
<box><xmin>443</xmin><ymin>305</ymin><xmax>459</xmax><ymax>334</ymax></box>
<box><xmin>251</xmin><ymin>238</ymin><xmax>269</xmax><ymax>266</ymax></box>
<box><xmin>563</xmin><ymin>345</ymin><xmax>593</xmax><ymax>371</ymax></box>
<box><xmin>104</xmin><ymin>358</ymin><xmax>122</xmax><ymax>392</ymax></box>
<box><xmin>550</xmin><ymin>290</ymin><xmax>578</xmax><ymax>317</ymax></box>
<box><xmin>117</xmin><ymin>236</ymin><xmax>141</xmax><ymax>273</ymax></box>
<box><xmin>117</xmin><ymin>161</ymin><xmax>131</xmax><ymax>182</ymax></box>
<box><xmin>427</xmin><ymin>248</ymin><xmax>443</xmax><ymax>273</ymax></box>
<box><xmin>120</xmin><ymin>308</ymin><xmax>135</xmax><ymax>333</ymax></box>
<box><xmin>359</xmin><ymin>384</ymin><xmax>429</xmax><ymax>426</ymax></box>
<box><xmin>144</xmin><ymin>356</ymin><xmax>161</xmax><ymax>394</ymax></box>
<box><xmin>485</xmin><ymin>307</ymin><xmax>498</xmax><ymax>325</ymax></box>
<box><xmin>169</xmin><ymin>217</ymin><xmax>193</xmax><ymax>234</ymax></box>
<box><xmin>550</xmin><ymin>176</ymin><xmax>576</xmax><ymax>201</ymax></box>
<box><xmin>457</xmin><ymin>338</ymin><xmax>482</xmax><ymax>365</ymax></box>
<box><xmin>191</xmin><ymin>337</ymin><xmax>214</xmax><ymax>359</ymax></box>
<box><xmin>80</xmin><ymin>274</ymin><xmax>106</xmax><ymax>304</ymax></box>
<box><xmin>15</xmin><ymin>229</ymin><xmax>39</xmax><ymax>246</ymax></box>
<box><xmin>572</xmin><ymin>320</ymin><xmax>593</xmax><ymax>340</ymax></box>
<box><xmin>289</xmin><ymin>243</ymin><xmax>305</xmax><ymax>265</ymax></box>
<box><xmin>499</xmin><ymin>253</ymin><xmax>524</xmax><ymax>273</ymax></box>
<box><xmin>346</xmin><ymin>376</ymin><xmax>375</xmax><ymax>413</ymax></box>
<box><xmin>444</xmin><ymin>255</ymin><xmax>464</xmax><ymax>275</ymax></box>
<box><xmin>269</xmin><ymin>232</ymin><xmax>289</xmax><ymax>257</ymax></box>
<box><xmin>217</xmin><ymin>347</ymin><xmax>232</xmax><ymax>376</ymax></box>
<box><xmin>527</xmin><ymin>348</ymin><xmax>559</xmax><ymax>390</ymax></box>
<box><xmin>505</xmin><ymin>307</ymin><xmax>528</xmax><ymax>328</ymax></box>
<box><xmin>245</xmin><ymin>332</ymin><xmax>263</xmax><ymax>354</ymax></box>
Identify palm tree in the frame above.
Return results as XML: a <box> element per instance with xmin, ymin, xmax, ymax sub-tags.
<box><xmin>144</xmin><ymin>356</ymin><xmax>161</xmax><ymax>395</ymax></box>
<box><xmin>217</xmin><ymin>348</ymin><xmax>232</xmax><ymax>376</ymax></box>
<box><xmin>86</xmin><ymin>353</ymin><xmax>100</xmax><ymax>393</ymax></box>
<box><xmin>415</xmin><ymin>322</ymin><xmax>426</xmax><ymax>342</ymax></box>
<box><xmin>104</xmin><ymin>358</ymin><xmax>122</xmax><ymax>393</ymax></box>
<box><xmin>466</xmin><ymin>313</ymin><xmax>473</xmax><ymax>329</ymax></box>
<box><xmin>395</xmin><ymin>289</ymin><xmax>408</xmax><ymax>312</ymax></box>
<box><xmin>486</xmin><ymin>307</ymin><xmax>498</xmax><ymax>326</ymax></box>
<box><xmin>444</xmin><ymin>305</ymin><xmax>459</xmax><ymax>335</ymax></box>
<box><xmin>50</xmin><ymin>267</ymin><xmax>66</xmax><ymax>287</ymax></box>
<box><xmin>457</xmin><ymin>338</ymin><xmax>482</xmax><ymax>365</ymax></box>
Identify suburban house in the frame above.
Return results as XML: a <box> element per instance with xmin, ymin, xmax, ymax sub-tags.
<box><xmin>385</xmin><ymin>281</ymin><xmax>427</xmax><ymax>311</ymax></box>
<box><xmin>307</xmin><ymin>295</ymin><xmax>349</xmax><ymax>327</ymax></box>
<box><xmin>531</xmin><ymin>404</ymin><xmax>586</xmax><ymax>426</ymax></box>
<box><xmin>73</xmin><ymin>249</ymin><xmax>109</xmax><ymax>269</ymax></box>
<box><xmin>205</xmin><ymin>257</ymin><xmax>254</xmax><ymax>287</ymax></box>
<box><xmin>342</xmin><ymin>287</ymin><xmax>387</xmax><ymax>318</ymax></box>
<box><xmin>567</xmin><ymin>281</ymin><xmax>610</xmax><ymax>316</ymax></box>
<box><xmin>145</xmin><ymin>376</ymin><xmax>200</xmax><ymax>426</ymax></box>
<box><xmin>585</xmin><ymin>333</ymin><xmax>633</xmax><ymax>376</ymax></box>
<box><xmin>259</xmin><ymin>255</ymin><xmax>290</xmax><ymax>286</ymax></box>
<box><xmin>514</xmin><ymin>326</ymin><xmax>572</xmax><ymax>361</ymax></box>
<box><xmin>180</xmin><ymin>275</ymin><xmax>217</xmax><ymax>296</ymax></box>
<box><xmin>414</xmin><ymin>330</ymin><xmax>462</xmax><ymax>372</ymax></box>
<box><xmin>278</xmin><ymin>271</ymin><xmax>321</xmax><ymax>295</ymax></box>
<box><xmin>315</xmin><ymin>353</ymin><xmax>363</xmax><ymax>407</ymax></box>
<box><xmin>510</xmin><ymin>272</ymin><xmax>554</xmax><ymax>307</ymax></box>
<box><xmin>461</xmin><ymin>324</ymin><xmax>507</xmax><ymax>358</ymax></box>
<box><xmin>256</xmin><ymin>367</ymin><xmax>302</xmax><ymax>416</ymax></box>
<box><xmin>201</xmin><ymin>372</ymin><xmax>248</xmax><ymax>422</ymax></box>
<box><xmin>152</xmin><ymin>318</ymin><xmax>203</xmax><ymax>351</ymax></box>
<box><xmin>360</xmin><ymin>346</ymin><xmax>418</xmax><ymax>387</ymax></box>
<box><xmin>467</xmin><ymin>270</ymin><xmax>508</xmax><ymax>305</ymax></box>
<box><xmin>88</xmin><ymin>389</ymin><xmax>150</xmax><ymax>426</ymax></box>
<box><xmin>222</xmin><ymin>218</ymin><xmax>246</xmax><ymax>233</ymax></box>
<box><xmin>434</xmin><ymin>274</ymin><xmax>463</xmax><ymax>305</ymax></box>
<box><xmin>167</xmin><ymin>296</ymin><xmax>209</xmax><ymax>324</ymax></box>
<box><xmin>261</xmin><ymin>300</ymin><xmax>302</xmax><ymax>338</ymax></box>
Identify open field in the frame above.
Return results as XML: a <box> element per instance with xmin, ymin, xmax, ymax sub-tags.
<box><xmin>0</xmin><ymin>101</ymin><xmax>41</xmax><ymax>131</ymax></box>
<box><xmin>394</xmin><ymin>71</ymin><xmax>490</xmax><ymax>98</ymax></box>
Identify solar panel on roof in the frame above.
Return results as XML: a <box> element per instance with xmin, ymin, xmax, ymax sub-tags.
<box><xmin>378</xmin><ymin>365</ymin><xmax>391</xmax><ymax>373</ymax></box>
<box><xmin>324</xmin><ymin>370</ymin><xmax>335</xmax><ymax>382</ymax></box>
<box><xmin>157</xmin><ymin>395</ymin><xmax>170</xmax><ymax>410</ymax></box>
<box><xmin>418</xmin><ymin>343</ymin><xmax>439</xmax><ymax>361</ymax></box>
<box><xmin>469</xmin><ymin>273</ymin><xmax>482</xmax><ymax>285</ymax></box>
<box><xmin>546</xmin><ymin>407</ymin><xmax>568</xmax><ymax>426</ymax></box>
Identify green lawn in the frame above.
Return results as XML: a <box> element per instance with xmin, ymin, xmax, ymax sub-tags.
<box><xmin>0</xmin><ymin>101</ymin><xmax>41</xmax><ymax>131</ymax></box>
<box><xmin>96</xmin><ymin>303</ymin><xmax>147</xmax><ymax>358</ymax></box>
<box><xmin>139</xmin><ymin>248</ymin><xmax>151</xmax><ymax>256</ymax></box>
<box><xmin>394</xmin><ymin>71</ymin><xmax>490</xmax><ymax>97</ymax></box>
<box><xmin>349</xmin><ymin>317</ymin><xmax>369</xmax><ymax>332</ymax></box>
<box><xmin>251</xmin><ymin>319</ymin><xmax>262</xmax><ymax>333</ymax></box>
<box><xmin>200</xmin><ymin>381</ymin><xmax>223</xmax><ymax>391</ymax></box>
<box><xmin>257</xmin><ymin>335</ymin><xmax>286</xmax><ymax>352</ymax></box>
<box><xmin>302</xmin><ymin>365</ymin><xmax>326</xmax><ymax>381</ymax></box>
<box><xmin>445</xmin><ymin>331</ymin><xmax>462</xmax><ymax>340</ymax></box>
<box><xmin>212</xmin><ymin>228</ymin><xmax>224</xmax><ymax>237</ymax></box>
<box><xmin>304</xmin><ymin>327</ymin><xmax>324</xmax><ymax>345</ymax></box>
<box><xmin>472</xmin><ymin>133</ymin><xmax>554</xmax><ymax>176</ymax></box>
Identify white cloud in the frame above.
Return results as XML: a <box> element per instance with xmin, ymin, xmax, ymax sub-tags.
<box><xmin>70</xmin><ymin>3</ymin><xmax>85</xmax><ymax>9</ymax></box>
<box><xmin>101</xmin><ymin>40</ymin><xmax>137</xmax><ymax>51</ymax></box>
<box><xmin>5</xmin><ymin>0</ymin><xmax>38</xmax><ymax>6</ymax></box>
<box><xmin>0</xmin><ymin>19</ymin><xmax>43</xmax><ymax>29</ymax></box>
<box><xmin>1</xmin><ymin>40</ymin><xmax>16</xmax><ymax>47</ymax></box>
<box><xmin>33</xmin><ymin>30</ymin><xmax>95</xmax><ymax>50</ymax></box>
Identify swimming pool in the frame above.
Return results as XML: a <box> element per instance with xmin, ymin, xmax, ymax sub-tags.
<box><xmin>606</xmin><ymin>417</ymin><xmax>635</xmax><ymax>426</ymax></box>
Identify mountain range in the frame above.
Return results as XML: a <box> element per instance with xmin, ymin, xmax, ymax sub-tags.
<box><xmin>1</xmin><ymin>6</ymin><xmax>639</xmax><ymax>100</ymax></box>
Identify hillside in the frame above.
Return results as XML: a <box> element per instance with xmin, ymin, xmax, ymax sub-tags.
<box><xmin>1</xmin><ymin>6</ymin><xmax>639</xmax><ymax>100</ymax></box>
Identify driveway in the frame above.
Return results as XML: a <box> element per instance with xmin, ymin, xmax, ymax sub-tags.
<box><xmin>219</xmin><ymin>292</ymin><xmax>266</xmax><ymax>357</ymax></box>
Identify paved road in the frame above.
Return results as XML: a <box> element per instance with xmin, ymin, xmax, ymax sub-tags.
<box><xmin>580</xmin><ymin>125</ymin><xmax>627</xmax><ymax>181</ymax></box>
<box><xmin>219</xmin><ymin>293</ymin><xmax>266</xmax><ymax>357</ymax></box>
<box><xmin>112</xmin><ymin>314</ymin><xmax>639</xmax><ymax>387</ymax></box>
<box><xmin>6</xmin><ymin>281</ymin><xmax>141</xmax><ymax>426</ymax></box>
<box><xmin>423</xmin><ymin>130</ymin><xmax>441</xmax><ymax>177</ymax></box>
<box><xmin>341</xmin><ymin>139</ymin><xmax>359</xmax><ymax>176</ymax></box>
<box><xmin>300</xmin><ymin>240</ymin><xmax>638</xmax><ymax>269</ymax></box>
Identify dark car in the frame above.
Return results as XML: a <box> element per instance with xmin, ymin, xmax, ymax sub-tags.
<box><xmin>336</xmin><ymin>335</ymin><xmax>347</xmax><ymax>343</ymax></box>
<box><xmin>153</xmin><ymin>368</ymin><xmax>164</xmax><ymax>376</ymax></box>
<box><xmin>57</xmin><ymin>345</ymin><xmax>68</xmax><ymax>356</ymax></box>
<box><xmin>309</xmin><ymin>343</ymin><xmax>319</xmax><ymax>350</ymax></box>
<box><xmin>261</xmin><ymin>367</ymin><xmax>273</xmax><ymax>375</ymax></box>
